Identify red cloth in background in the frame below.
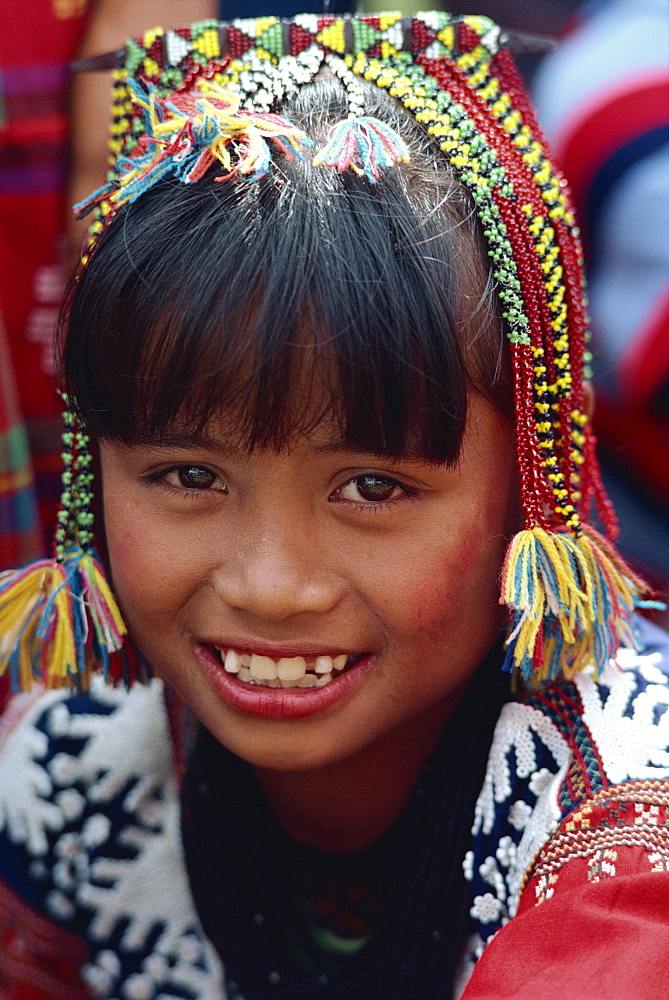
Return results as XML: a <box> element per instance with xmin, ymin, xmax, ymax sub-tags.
<box><xmin>0</xmin><ymin>877</ymin><xmax>91</xmax><ymax>1000</ymax></box>
<box><xmin>0</xmin><ymin>0</ymin><xmax>91</xmax><ymax>560</ymax></box>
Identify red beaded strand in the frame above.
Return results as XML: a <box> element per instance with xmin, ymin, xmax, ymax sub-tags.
<box><xmin>490</xmin><ymin>48</ymin><xmax>548</xmax><ymax>146</ymax></box>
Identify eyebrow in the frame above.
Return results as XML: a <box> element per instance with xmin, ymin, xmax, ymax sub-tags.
<box><xmin>138</xmin><ymin>436</ymin><xmax>362</xmax><ymax>457</ymax></box>
<box><xmin>136</xmin><ymin>432</ymin><xmax>230</xmax><ymax>451</ymax></box>
<box><xmin>311</xmin><ymin>442</ymin><xmax>404</xmax><ymax>460</ymax></box>
<box><xmin>134</xmin><ymin>433</ymin><xmax>422</xmax><ymax>464</ymax></box>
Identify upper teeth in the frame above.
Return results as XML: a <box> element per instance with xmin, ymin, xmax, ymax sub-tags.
<box><xmin>215</xmin><ymin>649</ymin><xmax>350</xmax><ymax>688</ymax></box>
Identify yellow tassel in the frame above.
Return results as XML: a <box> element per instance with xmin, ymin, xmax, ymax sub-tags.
<box><xmin>0</xmin><ymin>551</ymin><xmax>126</xmax><ymax>692</ymax></box>
<box><xmin>501</xmin><ymin>524</ymin><xmax>645</xmax><ymax>681</ymax></box>
<box><xmin>47</xmin><ymin>584</ymin><xmax>77</xmax><ymax>686</ymax></box>
<box><xmin>0</xmin><ymin>562</ymin><xmax>65</xmax><ymax>689</ymax></box>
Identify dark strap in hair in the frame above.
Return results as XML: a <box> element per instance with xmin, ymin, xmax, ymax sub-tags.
<box><xmin>70</xmin><ymin>17</ymin><xmax>555</xmax><ymax>73</ymax></box>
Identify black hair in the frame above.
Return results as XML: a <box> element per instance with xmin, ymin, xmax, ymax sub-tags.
<box><xmin>62</xmin><ymin>76</ymin><xmax>510</xmax><ymax>463</ymax></box>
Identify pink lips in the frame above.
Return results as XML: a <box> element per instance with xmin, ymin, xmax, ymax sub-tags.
<box><xmin>195</xmin><ymin>644</ymin><xmax>375</xmax><ymax>719</ymax></box>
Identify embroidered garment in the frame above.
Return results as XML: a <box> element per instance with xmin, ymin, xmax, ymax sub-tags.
<box><xmin>459</xmin><ymin>618</ymin><xmax>669</xmax><ymax>986</ymax></box>
<box><xmin>0</xmin><ymin>620</ymin><xmax>668</xmax><ymax>1000</ymax></box>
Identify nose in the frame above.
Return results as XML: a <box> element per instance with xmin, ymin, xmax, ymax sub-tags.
<box><xmin>211</xmin><ymin>521</ymin><xmax>345</xmax><ymax>622</ymax></box>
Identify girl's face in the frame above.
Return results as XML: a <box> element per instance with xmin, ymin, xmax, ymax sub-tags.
<box><xmin>100</xmin><ymin>393</ymin><xmax>519</xmax><ymax>773</ymax></box>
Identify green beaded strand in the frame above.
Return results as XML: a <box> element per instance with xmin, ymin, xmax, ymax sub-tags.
<box><xmin>55</xmin><ymin>394</ymin><xmax>95</xmax><ymax>560</ymax></box>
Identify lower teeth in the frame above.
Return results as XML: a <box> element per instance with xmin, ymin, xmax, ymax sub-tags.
<box><xmin>240</xmin><ymin>671</ymin><xmax>335</xmax><ymax>689</ymax></box>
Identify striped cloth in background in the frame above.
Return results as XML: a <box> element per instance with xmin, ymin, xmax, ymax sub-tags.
<box><xmin>0</xmin><ymin>310</ymin><xmax>40</xmax><ymax>568</ymax></box>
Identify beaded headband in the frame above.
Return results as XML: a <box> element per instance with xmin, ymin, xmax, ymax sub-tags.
<box><xmin>0</xmin><ymin>12</ymin><xmax>649</xmax><ymax>691</ymax></box>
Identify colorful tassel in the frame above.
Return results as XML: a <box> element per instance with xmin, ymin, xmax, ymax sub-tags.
<box><xmin>75</xmin><ymin>79</ymin><xmax>312</xmax><ymax>223</ymax></box>
<box><xmin>501</xmin><ymin>525</ymin><xmax>646</xmax><ymax>681</ymax></box>
<box><xmin>0</xmin><ymin>549</ymin><xmax>126</xmax><ymax>692</ymax></box>
<box><xmin>313</xmin><ymin>116</ymin><xmax>410</xmax><ymax>183</ymax></box>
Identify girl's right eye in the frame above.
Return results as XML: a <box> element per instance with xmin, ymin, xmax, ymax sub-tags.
<box><xmin>156</xmin><ymin>465</ymin><xmax>227</xmax><ymax>493</ymax></box>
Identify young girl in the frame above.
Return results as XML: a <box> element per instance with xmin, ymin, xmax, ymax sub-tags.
<box><xmin>1</xmin><ymin>12</ymin><xmax>668</xmax><ymax>1000</ymax></box>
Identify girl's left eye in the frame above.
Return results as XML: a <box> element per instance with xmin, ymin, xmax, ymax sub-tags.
<box><xmin>335</xmin><ymin>474</ymin><xmax>410</xmax><ymax>505</ymax></box>
<box><xmin>159</xmin><ymin>465</ymin><xmax>227</xmax><ymax>492</ymax></box>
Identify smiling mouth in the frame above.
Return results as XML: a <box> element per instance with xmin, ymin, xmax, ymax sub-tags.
<box><xmin>209</xmin><ymin>647</ymin><xmax>366</xmax><ymax>689</ymax></box>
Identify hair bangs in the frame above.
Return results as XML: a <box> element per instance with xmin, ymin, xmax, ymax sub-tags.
<box><xmin>64</xmin><ymin>173</ymin><xmax>477</xmax><ymax>462</ymax></box>
<box><xmin>62</xmin><ymin>76</ymin><xmax>507</xmax><ymax>463</ymax></box>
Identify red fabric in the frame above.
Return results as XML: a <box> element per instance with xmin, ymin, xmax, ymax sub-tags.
<box><xmin>460</xmin><ymin>870</ymin><xmax>669</xmax><ymax>999</ymax></box>
<box><xmin>0</xmin><ymin>0</ymin><xmax>89</xmax><ymax>419</ymax></box>
<box><xmin>0</xmin><ymin>878</ymin><xmax>91</xmax><ymax>1000</ymax></box>
<box><xmin>618</xmin><ymin>283</ymin><xmax>669</xmax><ymax>409</ymax></box>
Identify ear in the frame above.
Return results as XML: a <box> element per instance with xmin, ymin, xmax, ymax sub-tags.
<box><xmin>583</xmin><ymin>380</ymin><xmax>595</xmax><ymax>422</ymax></box>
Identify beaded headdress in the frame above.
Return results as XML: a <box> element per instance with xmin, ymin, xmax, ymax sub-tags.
<box><xmin>0</xmin><ymin>12</ymin><xmax>650</xmax><ymax>691</ymax></box>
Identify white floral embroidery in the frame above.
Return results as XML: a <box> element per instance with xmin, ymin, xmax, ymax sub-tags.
<box><xmin>472</xmin><ymin>702</ymin><xmax>570</xmax><ymax>837</ymax></box>
<box><xmin>495</xmin><ymin>836</ymin><xmax>516</xmax><ymax>869</ymax></box>
<box><xmin>1</xmin><ymin>677</ymin><xmax>226</xmax><ymax>1000</ymax></box>
<box><xmin>479</xmin><ymin>855</ymin><xmax>506</xmax><ymax>903</ymax></box>
<box><xmin>49</xmin><ymin>751</ymin><xmax>80</xmax><ymax>786</ymax></box>
<box><xmin>28</xmin><ymin>858</ymin><xmax>48</xmax><ymax>880</ymax></box>
<box><xmin>470</xmin><ymin>892</ymin><xmax>503</xmax><ymax>924</ymax></box>
<box><xmin>82</xmin><ymin>813</ymin><xmax>112</xmax><ymax>848</ymax></box>
<box><xmin>508</xmin><ymin>800</ymin><xmax>532</xmax><ymax>831</ymax></box>
<box><xmin>124</xmin><ymin>973</ymin><xmax>155</xmax><ymax>1000</ymax></box>
<box><xmin>511</xmin><ymin>766</ymin><xmax>567</xmax><ymax>911</ymax></box>
<box><xmin>53</xmin><ymin>858</ymin><xmax>76</xmax><ymax>891</ymax></box>
<box><xmin>47</xmin><ymin>702</ymin><xmax>72</xmax><ymax>738</ymax></box>
<box><xmin>576</xmin><ymin>654</ymin><xmax>669</xmax><ymax>784</ymax></box>
<box><xmin>55</xmin><ymin>830</ymin><xmax>83</xmax><ymax>862</ymax></box>
<box><xmin>57</xmin><ymin>680</ymin><xmax>173</xmax><ymax>808</ymax></box>
<box><xmin>528</xmin><ymin>767</ymin><xmax>553</xmax><ymax>797</ymax></box>
<box><xmin>81</xmin><ymin>961</ymin><xmax>115</xmax><ymax>999</ymax></box>
<box><xmin>46</xmin><ymin>888</ymin><xmax>76</xmax><ymax>920</ymax></box>
<box><xmin>0</xmin><ymin>689</ymin><xmax>68</xmax><ymax>854</ymax></box>
<box><xmin>70</xmin><ymin>691</ymin><xmax>218</xmax><ymax>987</ymax></box>
<box><xmin>98</xmin><ymin>950</ymin><xmax>121</xmax><ymax>977</ymax></box>
<box><xmin>142</xmin><ymin>954</ymin><xmax>168</xmax><ymax>980</ymax></box>
<box><xmin>55</xmin><ymin>788</ymin><xmax>86</xmax><ymax>822</ymax></box>
<box><xmin>464</xmin><ymin>638</ymin><xmax>669</xmax><ymax>975</ymax></box>
<box><xmin>81</xmin><ymin>950</ymin><xmax>122</xmax><ymax>999</ymax></box>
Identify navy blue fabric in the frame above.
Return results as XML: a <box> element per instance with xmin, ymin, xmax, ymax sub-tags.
<box><xmin>586</xmin><ymin>125</ymin><xmax>669</xmax><ymax>262</ymax></box>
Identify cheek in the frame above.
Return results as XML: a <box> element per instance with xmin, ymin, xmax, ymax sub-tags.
<box><xmin>373</xmin><ymin>517</ymin><xmax>507</xmax><ymax>645</ymax></box>
<box><xmin>103</xmin><ymin>501</ymin><xmax>192</xmax><ymax>626</ymax></box>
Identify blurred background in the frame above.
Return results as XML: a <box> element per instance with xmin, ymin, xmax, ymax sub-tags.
<box><xmin>1</xmin><ymin>0</ymin><xmax>667</xmax><ymax>622</ymax></box>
